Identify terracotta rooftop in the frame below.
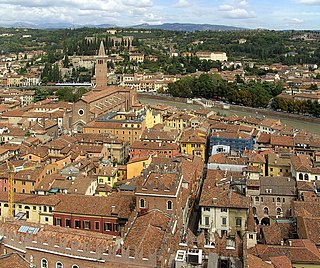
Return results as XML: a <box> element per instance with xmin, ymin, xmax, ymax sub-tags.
<box><xmin>262</xmin><ymin>222</ymin><xmax>293</xmax><ymax>245</ymax></box>
<box><xmin>130</xmin><ymin>140</ymin><xmax>179</xmax><ymax>151</ymax></box>
<box><xmin>0</xmin><ymin>221</ymin><xmax>115</xmax><ymax>252</ymax></box>
<box><xmin>200</xmin><ymin>179</ymin><xmax>249</xmax><ymax>209</ymax></box>
<box><xmin>260</xmin><ymin>177</ymin><xmax>296</xmax><ymax>196</ymax></box>
<box><xmin>124</xmin><ymin>209</ymin><xmax>171</xmax><ymax>257</ymax></box>
<box><xmin>54</xmin><ymin>192</ymin><xmax>134</xmax><ymax>219</ymax></box>
<box><xmin>0</xmin><ymin>253</ymin><xmax>29</xmax><ymax>268</ymax></box>
<box><xmin>257</xmin><ymin>133</ymin><xmax>271</xmax><ymax>144</ymax></box>
<box><xmin>270</xmin><ymin>135</ymin><xmax>294</xmax><ymax>147</ymax></box>
<box><xmin>249</xmin><ymin>239</ymin><xmax>320</xmax><ymax>264</ymax></box>
<box><xmin>246</xmin><ymin>254</ymin><xmax>274</xmax><ymax>268</ymax></box>
<box><xmin>208</xmin><ymin>153</ymin><xmax>248</xmax><ymax>165</ymax></box>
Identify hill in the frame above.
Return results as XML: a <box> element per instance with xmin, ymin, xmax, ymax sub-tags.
<box><xmin>130</xmin><ymin>23</ymin><xmax>247</xmax><ymax>31</ymax></box>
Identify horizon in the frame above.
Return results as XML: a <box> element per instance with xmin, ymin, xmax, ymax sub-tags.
<box><xmin>0</xmin><ymin>0</ymin><xmax>319</xmax><ymax>30</ymax></box>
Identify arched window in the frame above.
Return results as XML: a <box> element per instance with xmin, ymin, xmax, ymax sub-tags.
<box><xmin>304</xmin><ymin>174</ymin><xmax>309</xmax><ymax>180</ymax></box>
<box><xmin>277</xmin><ymin>197</ymin><xmax>281</xmax><ymax>203</ymax></box>
<box><xmin>255</xmin><ymin>196</ymin><xmax>259</xmax><ymax>202</ymax></box>
<box><xmin>252</xmin><ymin>207</ymin><xmax>257</xmax><ymax>215</ymax></box>
<box><xmin>41</xmin><ymin>258</ymin><xmax>48</xmax><ymax>268</ymax></box>
<box><xmin>56</xmin><ymin>262</ymin><xmax>63</xmax><ymax>268</ymax></box>
<box><xmin>24</xmin><ymin>206</ymin><xmax>30</xmax><ymax>209</ymax></box>
<box><xmin>299</xmin><ymin>173</ymin><xmax>303</xmax><ymax>180</ymax></box>
<box><xmin>276</xmin><ymin>208</ymin><xmax>282</xmax><ymax>216</ymax></box>
<box><xmin>167</xmin><ymin>200</ymin><xmax>173</xmax><ymax>210</ymax></box>
<box><xmin>72</xmin><ymin>265</ymin><xmax>79</xmax><ymax>268</ymax></box>
<box><xmin>140</xmin><ymin>199</ymin><xmax>145</xmax><ymax>208</ymax></box>
<box><xmin>264</xmin><ymin>207</ymin><xmax>269</xmax><ymax>215</ymax></box>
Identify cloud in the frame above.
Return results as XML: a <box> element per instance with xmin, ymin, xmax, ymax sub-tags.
<box><xmin>0</xmin><ymin>0</ymin><xmax>157</xmax><ymax>25</ymax></box>
<box><xmin>175</xmin><ymin>0</ymin><xmax>190</xmax><ymax>8</ymax></box>
<box><xmin>297</xmin><ymin>0</ymin><xmax>320</xmax><ymax>5</ymax></box>
<box><xmin>285</xmin><ymin>17</ymin><xmax>304</xmax><ymax>24</ymax></box>
<box><xmin>218</xmin><ymin>1</ymin><xmax>256</xmax><ymax>19</ymax></box>
<box><xmin>218</xmin><ymin>4</ymin><xmax>234</xmax><ymax>11</ymax></box>
<box><xmin>141</xmin><ymin>12</ymin><xmax>163</xmax><ymax>24</ymax></box>
<box><xmin>126</xmin><ymin>0</ymin><xmax>153</xmax><ymax>8</ymax></box>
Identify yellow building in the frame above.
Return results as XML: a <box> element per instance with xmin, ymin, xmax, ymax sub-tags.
<box><xmin>180</xmin><ymin>128</ymin><xmax>207</xmax><ymax>161</ymax></box>
<box><xmin>96</xmin><ymin>166</ymin><xmax>119</xmax><ymax>187</ymax></box>
<box><xmin>248</xmin><ymin>153</ymin><xmax>266</xmax><ymax>176</ymax></box>
<box><xmin>129</xmin><ymin>53</ymin><xmax>144</xmax><ymax>63</ymax></box>
<box><xmin>267</xmin><ymin>153</ymin><xmax>291</xmax><ymax>177</ymax></box>
<box><xmin>0</xmin><ymin>193</ymin><xmax>61</xmax><ymax>225</ymax></box>
<box><xmin>127</xmin><ymin>154</ymin><xmax>153</xmax><ymax>180</ymax></box>
<box><xmin>145</xmin><ymin>109</ymin><xmax>163</xmax><ymax>129</ymax></box>
<box><xmin>165</xmin><ymin>112</ymin><xmax>193</xmax><ymax>131</ymax></box>
<box><xmin>82</xmin><ymin>111</ymin><xmax>146</xmax><ymax>144</ymax></box>
<box><xmin>12</xmin><ymin>163</ymin><xmax>58</xmax><ymax>194</ymax></box>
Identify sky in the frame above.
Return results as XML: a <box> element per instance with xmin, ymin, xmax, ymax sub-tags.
<box><xmin>0</xmin><ymin>0</ymin><xmax>319</xmax><ymax>30</ymax></box>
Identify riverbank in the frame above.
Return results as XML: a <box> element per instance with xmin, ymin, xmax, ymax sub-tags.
<box><xmin>138</xmin><ymin>93</ymin><xmax>320</xmax><ymax>124</ymax></box>
<box><xmin>138</xmin><ymin>93</ymin><xmax>320</xmax><ymax>135</ymax></box>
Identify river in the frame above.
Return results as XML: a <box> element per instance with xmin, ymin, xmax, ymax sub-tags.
<box><xmin>139</xmin><ymin>96</ymin><xmax>320</xmax><ymax>135</ymax></box>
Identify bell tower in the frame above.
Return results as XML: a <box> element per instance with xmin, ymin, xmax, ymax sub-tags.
<box><xmin>95</xmin><ymin>41</ymin><xmax>108</xmax><ymax>89</ymax></box>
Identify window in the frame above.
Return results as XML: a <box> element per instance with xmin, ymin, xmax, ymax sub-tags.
<box><xmin>72</xmin><ymin>265</ymin><xmax>79</xmax><ymax>268</ymax></box>
<box><xmin>55</xmin><ymin>218</ymin><xmax>61</xmax><ymax>226</ymax></box>
<box><xmin>140</xmin><ymin>198</ymin><xmax>145</xmax><ymax>208</ymax></box>
<box><xmin>95</xmin><ymin>222</ymin><xmax>100</xmax><ymax>230</ymax></box>
<box><xmin>283</xmin><ymin>198</ymin><xmax>285</xmax><ymax>202</ymax></box>
<box><xmin>270</xmin><ymin>168</ymin><xmax>273</xmax><ymax>171</ymax></box>
<box><xmin>252</xmin><ymin>207</ymin><xmax>257</xmax><ymax>215</ymax></box>
<box><xmin>204</xmin><ymin>216</ymin><xmax>209</xmax><ymax>226</ymax></box>
<box><xmin>236</xmin><ymin>218</ymin><xmax>242</xmax><ymax>227</ymax></box>
<box><xmin>255</xmin><ymin>196</ymin><xmax>259</xmax><ymax>202</ymax></box>
<box><xmin>222</xmin><ymin>217</ymin><xmax>227</xmax><ymax>225</ymax></box>
<box><xmin>264</xmin><ymin>207</ymin><xmax>269</xmax><ymax>215</ymax></box>
<box><xmin>204</xmin><ymin>207</ymin><xmax>210</xmax><ymax>212</ymax></box>
<box><xmin>304</xmin><ymin>174</ymin><xmax>309</xmax><ymax>180</ymax></box>
<box><xmin>221</xmin><ymin>208</ymin><xmax>227</xmax><ymax>212</ymax></box>
<box><xmin>299</xmin><ymin>173</ymin><xmax>303</xmax><ymax>180</ymax></box>
<box><xmin>41</xmin><ymin>258</ymin><xmax>48</xmax><ymax>268</ymax></box>
<box><xmin>167</xmin><ymin>200</ymin><xmax>173</xmax><ymax>210</ymax></box>
<box><xmin>276</xmin><ymin>208</ymin><xmax>282</xmax><ymax>216</ymax></box>
<box><xmin>75</xmin><ymin>220</ymin><xmax>81</xmax><ymax>228</ymax></box>
<box><xmin>277</xmin><ymin>197</ymin><xmax>281</xmax><ymax>203</ymax></box>
<box><xmin>249</xmin><ymin>234</ymin><xmax>254</xmax><ymax>239</ymax></box>
<box><xmin>56</xmin><ymin>262</ymin><xmax>63</xmax><ymax>268</ymax></box>
<box><xmin>83</xmin><ymin>221</ymin><xmax>90</xmax><ymax>229</ymax></box>
<box><xmin>221</xmin><ymin>230</ymin><xmax>227</xmax><ymax>237</ymax></box>
<box><xmin>104</xmin><ymin>222</ymin><xmax>112</xmax><ymax>231</ymax></box>
<box><xmin>45</xmin><ymin>217</ymin><xmax>48</xmax><ymax>222</ymax></box>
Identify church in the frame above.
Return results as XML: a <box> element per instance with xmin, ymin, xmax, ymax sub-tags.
<box><xmin>72</xmin><ymin>41</ymin><xmax>138</xmax><ymax>132</ymax></box>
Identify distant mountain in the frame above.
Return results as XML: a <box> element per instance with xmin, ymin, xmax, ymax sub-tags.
<box><xmin>0</xmin><ymin>21</ymin><xmax>246</xmax><ymax>31</ymax></box>
<box><xmin>130</xmin><ymin>23</ymin><xmax>247</xmax><ymax>31</ymax></box>
<box><xmin>0</xmin><ymin>21</ymin><xmax>116</xmax><ymax>29</ymax></box>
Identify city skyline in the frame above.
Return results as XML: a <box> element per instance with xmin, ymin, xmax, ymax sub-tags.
<box><xmin>0</xmin><ymin>0</ymin><xmax>319</xmax><ymax>30</ymax></box>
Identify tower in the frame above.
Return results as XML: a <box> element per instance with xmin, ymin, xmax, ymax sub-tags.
<box><xmin>95</xmin><ymin>41</ymin><xmax>108</xmax><ymax>89</ymax></box>
<box><xmin>246</xmin><ymin>206</ymin><xmax>257</xmax><ymax>249</ymax></box>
